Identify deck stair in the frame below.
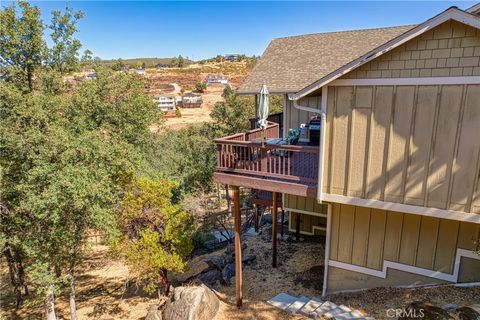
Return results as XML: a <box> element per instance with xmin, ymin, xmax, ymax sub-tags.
<box><xmin>267</xmin><ymin>293</ymin><xmax>374</xmax><ymax>319</ymax></box>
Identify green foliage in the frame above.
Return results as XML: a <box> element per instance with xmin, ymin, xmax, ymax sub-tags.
<box><xmin>0</xmin><ymin>2</ymin><xmax>165</xmax><ymax>314</ymax></box>
<box><xmin>0</xmin><ymin>1</ymin><xmax>47</xmax><ymax>91</ymax></box>
<box><xmin>81</xmin><ymin>49</ymin><xmax>93</xmax><ymax>65</ymax></box>
<box><xmin>210</xmin><ymin>87</ymin><xmax>283</xmax><ymax>135</ymax></box>
<box><xmin>69</xmin><ymin>66</ymin><xmax>161</xmax><ymax>145</ymax></box>
<box><xmin>113</xmin><ymin>176</ymin><xmax>194</xmax><ymax>294</ymax></box>
<box><xmin>99</xmin><ymin>57</ymin><xmax>193</xmax><ymax>69</ymax></box>
<box><xmin>0</xmin><ymin>66</ymin><xmax>158</xmax><ymax>294</ymax></box>
<box><xmin>175</xmin><ymin>106</ymin><xmax>182</xmax><ymax>117</ymax></box>
<box><xmin>169</xmin><ymin>54</ymin><xmax>186</xmax><ymax>68</ymax></box>
<box><xmin>210</xmin><ymin>86</ymin><xmax>255</xmax><ymax>135</ymax></box>
<box><xmin>48</xmin><ymin>7</ymin><xmax>84</xmax><ymax>74</ymax></box>
<box><xmin>195</xmin><ymin>81</ymin><xmax>207</xmax><ymax>93</ymax></box>
<box><xmin>146</xmin><ymin>124</ymin><xmax>221</xmax><ymax>194</ymax></box>
<box><xmin>111</xmin><ymin>58</ymin><xmax>126</xmax><ymax>71</ymax></box>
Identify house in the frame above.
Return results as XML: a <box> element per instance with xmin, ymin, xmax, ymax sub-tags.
<box><xmin>155</xmin><ymin>94</ymin><xmax>176</xmax><ymax>111</ymax></box>
<box><xmin>84</xmin><ymin>71</ymin><xmax>96</xmax><ymax>80</ymax></box>
<box><xmin>182</xmin><ymin>92</ymin><xmax>203</xmax><ymax>108</ymax></box>
<box><xmin>213</xmin><ymin>4</ymin><xmax>480</xmax><ymax>306</ymax></box>
<box><xmin>205</xmin><ymin>74</ymin><xmax>229</xmax><ymax>85</ymax></box>
<box><xmin>225</xmin><ymin>54</ymin><xmax>241</xmax><ymax>61</ymax></box>
<box><xmin>135</xmin><ymin>68</ymin><xmax>146</xmax><ymax>76</ymax></box>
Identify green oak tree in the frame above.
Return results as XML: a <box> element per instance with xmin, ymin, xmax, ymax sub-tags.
<box><xmin>0</xmin><ymin>1</ymin><xmax>46</xmax><ymax>91</ymax></box>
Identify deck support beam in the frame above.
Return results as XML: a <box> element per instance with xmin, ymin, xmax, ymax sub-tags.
<box><xmin>232</xmin><ymin>186</ymin><xmax>243</xmax><ymax>308</ymax></box>
<box><xmin>254</xmin><ymin>205</ymin><xmax>259</xmax><ymax>232</ymax></box>
<box><xmin>272</xmin><ymin>192</ymin><xmax>278</xmax><ymax>268</ymax></box>
<box><xmin>281</xmin><ymin>209</ymin><xmax>285</xmax><ymax>238</ymax></box>
<box><xmin>296</xmin><ymin>213</ymin><xmax>301</xmax><ymax>241</ymax></box>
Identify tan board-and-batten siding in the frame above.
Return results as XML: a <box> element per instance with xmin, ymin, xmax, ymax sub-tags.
<box><xmin>323</xmin><ymin>83</ymin><xmax>480</xmax><ymax>214</ymax></box>
<box><xmin>284</xmin><ymin>194</ymin><xmax>328</xmax><ymax>235</ymax></box>
<box><xmin>327</xmin><ymin>203</ymin><xmax>480</xmax><ymax>292</ymax></box>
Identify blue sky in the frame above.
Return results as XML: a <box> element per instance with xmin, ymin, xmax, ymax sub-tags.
<box><xmin>24</xmin><ymin>1</ymin><xmax>477</xmax><ymax>60</ymax></box>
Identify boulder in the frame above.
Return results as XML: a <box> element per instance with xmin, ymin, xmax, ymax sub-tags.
<box><xmin>146</xmin><ymin>304</ymin><xmax>163</xmax><ymax>320</ymax></box>
<box><xmin>146</xmin><ymin>298</ymin><xmax>169</xmax><ymax>320</ymax></box>
<box><xmin>262</xmin><ymin>214</ymin><xmax>273</xmax><ymax>224</ymax></box>
<box><xmin>222</xmin><ymin>263</ymin><xmax>235</xmax><ymax>285</ymax></box>
<box><xmin>164</xmin><ymin>285</ymin><xmax>220</xmax><ymax>320</ymax></box>
<box><xmin>203</xmin><ymin>255</ymin><xmax>225</xmax><ymax>271</ymax></box>
<box><xmin>242</xmin><ymin>254</ymin><xmax>257</xmax><ymax>265</ymax></box>
<box><xmin>442</xmin><ymin>304</ymin><xmax>458</xmax><ymax>313</ymax></box>
<box><xmin>456</xmin><ymin>306</ymin><xmax>480</xmax><ymax>320</ymax></box>
<box><xmin>197</xmin><ymin>269</ymin><xmax>223</xmax><ymax>286</ymax></box>
<box><xmin>401</xmin><ymin>302</ymin><xmax>453</xmax><ymax>320</ymax></box>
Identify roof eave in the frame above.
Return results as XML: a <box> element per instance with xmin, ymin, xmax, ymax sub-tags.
<box><xmin>294</xmin><ymin>7</ymin><xmax>480</xmax><ymax>99</ymax></box>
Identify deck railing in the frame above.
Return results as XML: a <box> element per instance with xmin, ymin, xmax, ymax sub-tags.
<box><xmin>214</xmin><ymin>122</ymin><xmax>319</xmax><ymax>184</ymax></box>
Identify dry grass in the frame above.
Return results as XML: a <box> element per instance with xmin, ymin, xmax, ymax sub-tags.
<box><xmin>150</xmin><ymin>85</ymin><xmax>225</xmax><ymax>132</ymax></box>
<box><xmin>2</xmin><ymin>229</ymin><xmax>478</xmax><ymax>320</ymax></box>
<box><xmin>146</xmin><ymin>62</ymin><xmax>247</xmax><ymax>132</ymax></box>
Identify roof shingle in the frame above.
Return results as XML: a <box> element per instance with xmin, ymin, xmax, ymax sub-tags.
<box><xmin>239</xmin><ymin>25</ymin><xmax>415</xmax><ymax>94</ymax></box>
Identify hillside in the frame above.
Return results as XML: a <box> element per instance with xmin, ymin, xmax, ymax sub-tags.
<box><xmin>99</xmin><ymin>57</ymin><xmax>194</xmax><ymax>68</ymax></box>
<box><xmin>146</xmin><ymin>59</ymin><xmax>257</xmax><ymax>130</ymax></box>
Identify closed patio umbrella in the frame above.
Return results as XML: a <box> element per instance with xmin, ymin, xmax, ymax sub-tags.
<box><xmin>258</xmin><ymin>84</ymin><xmax>269</xmax><ymax>129</ymax></box>
<box><xmin>257</xmin><ymin>84</ymin><xmax>269</xmax><ymax>145</ymax></box>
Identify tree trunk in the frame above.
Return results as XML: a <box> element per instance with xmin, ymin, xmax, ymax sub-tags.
<box><xmin>69</xmin><ymin>273</ymin><xmax>78</xmax><ymax>320</ymax></box>
<box><xmin>4</xmin><ymin>246</ymin><xmax>22</xmax><ymax>307</ymax></box>
<box><xmin>17</xmin><ymin>254</ymin><xmax>28</xmax><ymax>297</ymax></box>
<box><xmin>26</xmin><ymin>65</ymin><xmax>33</xmax><ymax>92</ymax></box>
<box><xmin>158</xmin><ymin>269</ymin><xmax>169</xmax><ymax>298</ymax></box>
<box><xmin>3</xmin><ymin>245</ymin><xmax>28</xmax><ymax>307</ymax></box>
<box><xmin>55</xmin><ymin>264</ymin><xmax>62</xmax><ymax>278</ymax></box>
<box><xmin>45</xmin><ymin>284</ymin><xmax>57</xmax><ymax>320</ymax></box>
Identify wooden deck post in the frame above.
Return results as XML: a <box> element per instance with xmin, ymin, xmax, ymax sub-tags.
<box><xmin>254</xmin><ymin>205</ymin><xmax>259</xmax><ymax>232</ymax></box>
<box><xmin>232</xmin><ymin>186</ymin><xmax>243</xmax><ymax>307</ymax></box>
<box><xmin>296</xmin><ymin>212</ymin><xmax>301</xmax><ymax>241</ymax></box>
<box><xmin>281</xmin><ymin>209</ymin><xmax>285</xmax><ymax>238</ymax></box>
<box><xmin>272</xmin><ymin>192</ymin><xmax>278</xmax><ymax>268</ymax></box>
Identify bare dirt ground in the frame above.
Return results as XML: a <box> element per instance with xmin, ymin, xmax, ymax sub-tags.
<box><xmin>146</xmin><ymin>61</ymin><xmax>251</xmax><ymax>131</ymax></box>
<box><xmin>156</xmin><ymin>85</ymin><xmax>225</xmax><ymax>131</ymax></box>
<box><xmin>2</xmin><ymin>225</ymin><xmax>478</xmax><ymax>319</ymax></box>
<box><xmin>0</xmin><ymin>243</ymin><xmax>298</xmax><ymax>320</ymax></box>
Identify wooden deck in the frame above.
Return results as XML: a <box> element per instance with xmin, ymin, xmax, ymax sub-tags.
<box><xmin>214</xmin><ymin>122</ymin><xmax>319</xmax><ymax>197</ymax></box>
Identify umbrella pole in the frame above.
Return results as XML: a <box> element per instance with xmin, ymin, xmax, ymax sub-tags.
<box><xmin>261</xmin><ymin>128</ymin><xmax>265</xmax><ymax>147</ymax></box>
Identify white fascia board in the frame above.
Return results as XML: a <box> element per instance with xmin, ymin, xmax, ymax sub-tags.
<box><xmin>322</xmin><ymin>193</ymin><xmax>480</xmax><ymax>224</ymax></box>
<box><xmin>295</xmin><ymin>7</ymin><xmax>480</xmax><ymax>99</ymax></box>
<box><xmin>330</xmin><ymin>76</ymin><xmax>480</xmax><ymax>86</ymax></box>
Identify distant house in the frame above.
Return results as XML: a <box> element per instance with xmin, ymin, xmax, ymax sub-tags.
<box><xmin>175</xmin><ymin>96</ymin><xmax>183</xmax><ymax>107</ymax></box>
<box><xmin>85</xmin><ymin>71</ymin><xmax>96</xmax><ymax>80</ymax></box>
<box><xmin>205</xmin><ymin>74</ymin><xmax>228</xmax><ymax>85</ymax></box>
<box><xmin>224</xmin><ymin>54</ymin><xmax>241</xmax><ymax>61</ymax></box>
<box><xmin>155</xmin><ymin>94</ymin><xmax>176</xmax><ymax>111</ymax></box>
<box><xmin>135</xmin><ymin>68</ymin><xmax>146</xmax><ymax>76</ymax></box>
<box><xmin>181</xmin><ymin>92</ymin><xmax>202</xmax><ymax>108</ymax></box>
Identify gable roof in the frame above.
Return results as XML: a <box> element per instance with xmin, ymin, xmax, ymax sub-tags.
<box><xmin>295</xmin><ymin>7</ymin><xmax>480</xmax><ymax>98</ymax></box>
<box><xmin>239</xmin><ymin>25</ymin><xmax>414</xmax><ymax>94</ymax></box>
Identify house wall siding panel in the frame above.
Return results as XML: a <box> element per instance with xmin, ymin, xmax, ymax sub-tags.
<box><xmin>450</xmin><ymin>85</ymin><xmax>480</xmax><ymax>212</ymax></box>
<box><xmin>325</xmin><ymin>84</ymin><xmax>480</xmax><ymax>215</ymax></box>
<box><xmin>328</xmin><ymin>203</ymin><xmax>480</xmax><ymax>289</ymax></box>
